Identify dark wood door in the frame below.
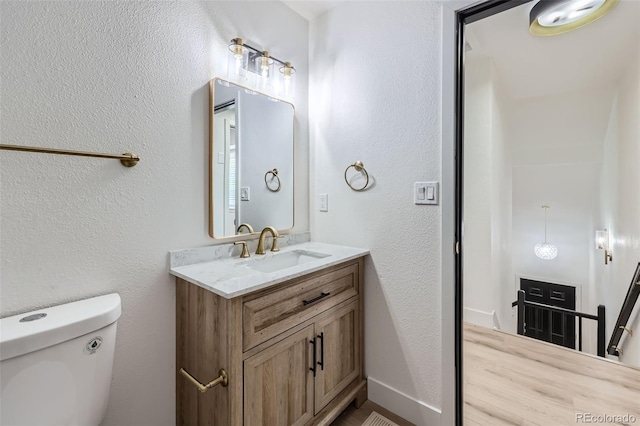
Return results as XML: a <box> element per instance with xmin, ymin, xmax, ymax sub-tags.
<box><xmin>520</xmin><ymin>279</ymin><xmax>576</xmax><ymax>349</ymax></box>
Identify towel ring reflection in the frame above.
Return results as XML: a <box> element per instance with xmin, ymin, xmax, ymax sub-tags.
<box><xmin>344</xmin><ymin>161</ymin><xmax>370</xmax><ymax>192</ymax></box>
<box><xmin>265</xmin><ymin>168</ymin><xmax>281</xmax><ymax>192</ymax></box>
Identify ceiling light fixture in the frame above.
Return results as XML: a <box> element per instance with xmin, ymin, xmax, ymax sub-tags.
<box><xmin>535</xmin><ymin>205</ymin><xmax>558</xmax><ymax>260</ymax></box>
<box><xmin>529</xmin><ymin>0</ymin><xmax>619</xmax><ymax>36</ymax></box>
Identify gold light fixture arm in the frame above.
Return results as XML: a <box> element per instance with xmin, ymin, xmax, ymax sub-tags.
<box><xmin>179</xmin><ymin>368</ymin><xmax>228</xmax><ymax>393</ymax></box>
<box><xmin>1</xmin><ymin>144</ymin><xmax>139</xmax><ymax>167</ymax></box>
<box><xmin>605</xmin><ymin>249</ymin><xmax>613</xmax><ymax>265</ymax></box>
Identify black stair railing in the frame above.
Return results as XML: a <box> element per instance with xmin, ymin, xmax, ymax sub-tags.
<box><xmin>607</xmin><ymin>262</ymin><xmax>640</xmax><ymax>357</ymax></box>
<box><xmin>512</xmin><ymin>290</ymin><xmax>606</xmax><ymax>357</ymax></box>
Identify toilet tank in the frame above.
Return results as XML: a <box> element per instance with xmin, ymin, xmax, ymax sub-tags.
<box><xmin>0</xmin><ymin>294</ymin><xmax>121</xmax><ymax>426</ymax></box>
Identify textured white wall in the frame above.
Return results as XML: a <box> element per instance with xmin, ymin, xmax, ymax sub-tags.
<box><xmin>309</xmin><ymin>2</ymin><xmax>443</xmax><ymax>422</ymax></box>
<box><xmin>0</xmin><ymin>2</ymin><xmax>308</xmax><ymax>424</ymax></box>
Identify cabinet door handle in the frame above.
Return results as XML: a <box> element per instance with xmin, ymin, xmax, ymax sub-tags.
<box><xmin>309</xmin><ymin>338</ymin><xmax>317</xmax><ymax>377</ymax></box>
<box><xmin>317</xmin><ymin>332</ymin><xmax>324</xmax><ymax>370</ymax></box>
<box><xmin>303</xmin><ymin>292</ymin><xmax>330</xmax><ymax>306</ymax></box>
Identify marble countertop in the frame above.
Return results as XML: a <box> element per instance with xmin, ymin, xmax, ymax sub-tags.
<box><xmin>169</xmin><ymin>242</ymin><xmax>369</xmax><ymax>299</ymax></box>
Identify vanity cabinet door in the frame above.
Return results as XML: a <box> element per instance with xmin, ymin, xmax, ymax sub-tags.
<box><xmin>244</xmin><ymin>325</ymin><xmax>315</xmax><ymax>426</ymax></box>
<box><xmin>314</xmin><ymin>300</ymin><xmax>361</xmax><ymax>414</ymax></box>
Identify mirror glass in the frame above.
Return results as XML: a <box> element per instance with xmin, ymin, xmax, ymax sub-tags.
<box><xmin>461</xmin><ymin>1</ymin><xmax>640</xmax><ymax>422</ymax></box>
<box><xmin>462</xmin><ymin>0</ymin><xmax>639</xmax><ymax>364</ymax></box>
<box><xmin>209</xmin><ymin>78</ymin><xmax>294</xmax><ymax>238</ymax></box>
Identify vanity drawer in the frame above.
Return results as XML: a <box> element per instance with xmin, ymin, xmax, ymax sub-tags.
<box><xmin>243</xmin><ymin>261</ymin><xmax>360</xmax><ymax>351</ymax></box>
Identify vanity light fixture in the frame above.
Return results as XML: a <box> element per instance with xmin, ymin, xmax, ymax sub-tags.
<box><xmin>255</xmin><ymin>51</ymin><xmax>274</xmax><ymax>90</ymax></box>
<box><xmin>534</xmin><ymin>205</ymin><xmax>558</xmax><ymax>260</ymax></box>
<box><xmin>226</xmin><ymin>37</ymin><xmax>296</xmax><ymax>98</ymax></box>
<box><xmin>227</xmin><ymin>38</ymin><xmax>249</xmax><ymax>82</ymax></box>
<box><xmin>529</xmin><ymin>0</ymin><xmax>619</xmax><ymax>36</ymax></box>
<box><xmin>595</xmin><ymin>229</ymin><xmax>613</xmax><ymax>265</ymax></box>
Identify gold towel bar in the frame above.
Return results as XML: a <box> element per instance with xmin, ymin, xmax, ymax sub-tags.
<box><xmin>179</xmin><ymin>368</ymin><xmax>228</xmax><ymax>393</ymax></box>
<box><xmin>0</xmin><ymin>144</ymin><xmax>140</xmax><ymax>167</ymax></box>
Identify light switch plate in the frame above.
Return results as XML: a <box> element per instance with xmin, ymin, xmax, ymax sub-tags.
<box><xmin>414</xmin><ymin>182</ymin><xmax>439</xmax><ymax>205</ymax></box>
<box><xmin>319</xmin><ymin>193</ymin><xmax>328</xmax><ymax>212</ymax></box>
<box><xmin>241</xmin><ymin>187</ymin><xmax>250</xmax><ymax>201</ymax></box>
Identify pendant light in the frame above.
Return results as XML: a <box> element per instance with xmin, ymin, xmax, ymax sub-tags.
<box><xmin>534</xmin><ymin>205</ymin><xmax>558</xmax><ymax>260</ymax></box>
<box><xmin>529</xmin><ymin>0</ymin><xmax>619</xmax><ymax>36</ymax></box>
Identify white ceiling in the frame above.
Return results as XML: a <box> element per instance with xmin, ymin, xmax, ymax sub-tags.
<box><xmin>281</xmin><ymin>1</ymin><xmax>344</xmax><ymax>20</ymax></box>
<box><xmin>467</xmin><ymin>0</ymin><xmax>640</xmax><ymax>99</ymax></box>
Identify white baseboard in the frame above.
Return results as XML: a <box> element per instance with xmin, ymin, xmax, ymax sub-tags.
<box><xmin>367</xmin><ymin>377</ymin><xmax>441</xmax><ymax>426</ymax></box>
<box><xmin>463</xmin><ymin>307</ymin><xmax>497</xmax><ymax>329</ymax></box>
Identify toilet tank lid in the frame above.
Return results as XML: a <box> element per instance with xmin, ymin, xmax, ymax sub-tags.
<box><xmin>0</xmin><ymin>293</ymin><xmax>121</xmax><ymax>361</ymax></box>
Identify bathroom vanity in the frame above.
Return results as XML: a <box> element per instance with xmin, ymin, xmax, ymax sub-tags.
<box><xmin>170</xmin><ymin>242</ymin><xmax>368</xmax><ymax>425</ymax></box>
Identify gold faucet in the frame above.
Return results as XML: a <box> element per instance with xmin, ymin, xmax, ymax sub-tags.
<box><xmin>256</xmin><ymin>227</ymin><xmax>280</xmax><ymax>255</ymax></box>
<box><xmin>237</xmin><ymin>223</ymin><xmax>254</xmax><ymax>234</ymax></box>
<box><xmin>234</xmin><ymin>241</ymin><xmax>250</xmax><ymax>258</ymax></box>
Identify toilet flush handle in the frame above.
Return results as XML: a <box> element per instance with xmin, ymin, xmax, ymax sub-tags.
<box><xmin>179</xmin><ymin>368</ymin><xmax>228</xmax><ymax>393</ymax></box>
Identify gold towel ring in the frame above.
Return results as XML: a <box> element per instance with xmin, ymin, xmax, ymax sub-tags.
<box><xmin>265</xmin><ymin>168</ymin><xmax>281</xmax><ymax>192</ymax></box>
<box><xmin>344</xmin><ymin>161</ymin><xmax>370</xmax><ymax>191</ymax></box>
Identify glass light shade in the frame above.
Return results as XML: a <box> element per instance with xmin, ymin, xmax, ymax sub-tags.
<box><xmin>227</xmin><ymin>39</ymin><xmax>248</xmax><ymax>82</ymax></box>
<box><xmin>530</xmin><ymin>0</ymin><xmax>618</xmax><ymax>36</ymax></box>
<box><xmin>535</xmin><ymin>243</ymin><xmax>558</xmax><ymax>260</ymax></box>
<box><xmin>278</xmin><ymin>62</ymin><xmax>296</xmax><ymax>99</ymax></box>
<box><xmin>255</xmin><ymin>52</ymin><xmax>274</xmax><ymax>91</ymax></box>
<box><xmin>595</xmin><ymin>229</ymin><xmax>609</xmax><ymax>250</ymax></box>
<box><xmin>537</xmin><ymin>0</ymin><xmax>606</xmax><ymax>27</ymax></box>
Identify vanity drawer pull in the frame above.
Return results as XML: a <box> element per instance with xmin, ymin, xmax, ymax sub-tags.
<box><xmin>303</xmin><ymin>292</ymin><xmax>331</xmax><ymax>306</ymax></box>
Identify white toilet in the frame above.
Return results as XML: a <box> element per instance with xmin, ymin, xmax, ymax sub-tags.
<box><xmin>0</xmin><ymin>293</ymin><xmax>121</xmax><ymax>425</ymax></box>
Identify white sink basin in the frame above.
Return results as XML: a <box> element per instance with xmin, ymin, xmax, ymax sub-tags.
<box><xmin>241</xmin><ymin>250</ymin><xmax>330</xmax><ymax>273</ymax></box>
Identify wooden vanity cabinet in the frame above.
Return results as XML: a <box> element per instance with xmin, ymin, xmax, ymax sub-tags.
<box><xmin>176</xmin><ymin>257</ymin><xmax>366</xmax><ymax>426</ymax></box>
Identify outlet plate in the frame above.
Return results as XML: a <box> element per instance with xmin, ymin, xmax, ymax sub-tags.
<box><xmin>319</xmin><ymin>193</ymin><xmax>328</xmax><ymax>212</ymax></box>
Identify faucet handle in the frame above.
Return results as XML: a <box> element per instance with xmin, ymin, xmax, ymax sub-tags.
<box><xmin>234</xmin><ymin>241</ymin><xmax>250</xmax><ymax>258</ymax></box>
<box><xmin>271</xmin><ymin>235</ymin><xmax>285</xmax><ymax>252</ymax></box>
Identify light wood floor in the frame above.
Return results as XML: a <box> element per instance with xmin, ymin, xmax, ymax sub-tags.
<box><xmin>464</xmin><ymin>322</ymin><xmax>640</xmax><ymax>426</ymax></box>
<box><xmin>332</xmin><ymin>400</ymin><xmax>414</xmax><ymax>426</ymax></box>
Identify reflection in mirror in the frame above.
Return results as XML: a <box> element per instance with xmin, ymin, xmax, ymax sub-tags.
<box><xmin>209</xmin><ymin>78</ymin><xmax>294</xmax><ymax>239</ymax></box>
<box><xmin>461</xmin><ymin>0</ymin><xmax>640</xmax><ymax>422</ymax></box>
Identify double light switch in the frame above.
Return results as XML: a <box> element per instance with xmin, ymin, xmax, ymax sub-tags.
<box><xmin>414</xmin><ymin>182</ymin><xmax>439</xmax><ymax>205</ymax></box>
